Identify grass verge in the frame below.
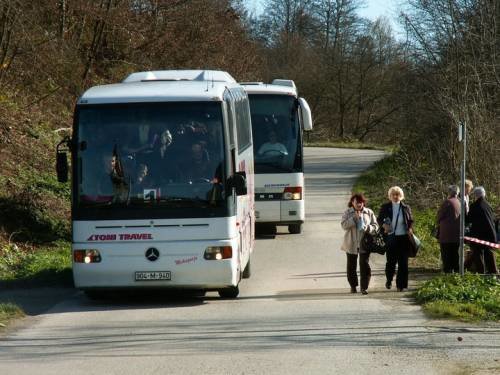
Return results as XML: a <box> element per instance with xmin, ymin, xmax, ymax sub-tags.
<box><xmin>0</xmin><ymin>241</ymin><xmax>72</xmax><ymax>287</ymax></box>
<box><xmin>0</xmin><ymin>303</ymin><xmax>24</xmax><ymax>328</ymax></box>
<box><xmin>305</xmin><ymin>141</ymin><xmax>394</xmax><ymax>152</ymax></box>
<box><xmin>414</xmin><ymin>273</ymin><xmax>500</xmax><ymax>322</ymax></box>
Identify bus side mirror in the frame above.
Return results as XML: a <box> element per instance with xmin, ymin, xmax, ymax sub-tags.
<box><xmin>298</xmin><ymin>97</ymin><xmax>313</xmax><ymax>131</ymax></box>
<box><xmin>56</xmin><ymin>137</ymin><xmax>71</xmax><ymax>183</ymax></box>
<box><xmin>227</xmin><ymin>172</ymin><xmax>247</xmax><ymax>196</ymax></box>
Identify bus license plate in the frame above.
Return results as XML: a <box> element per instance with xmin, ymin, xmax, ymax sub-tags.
<box><xmin>135</xmin><ymin>271</ymin><xmax>171</xmax><ymax>281</ymax></box>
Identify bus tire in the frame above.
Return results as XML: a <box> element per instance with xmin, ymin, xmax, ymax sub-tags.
<box><xmin>218</xmin><ymin>286</ymin><xmax>239</xmax><ymax>299</ymax></box>
<box><xmin>288</xmin><ymin>223</ymin><xmax>302</xmax><ymax>234</ymax></box>
<box><xmin>242</xmin><ymin>258</ymin><xmax>251</xmax><ymax>279</ymax></box>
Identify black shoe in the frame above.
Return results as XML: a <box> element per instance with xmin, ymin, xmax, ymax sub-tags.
<box><xmin>350</xmin><ymin>287</ymin><xmax>357</xmax><ymax>293</ymax></box>
<box><xmin>397</xmin><ymin>288</ymin><xmax>404</xmax><ymax>292</ymax></box>
<box><xmin>361</xmin><ymin>289</ymin><xmax>368</xmax><ymax>295</ymax></box>
<box><xmin>385</xmin><ymin>281</ymin><xmax>392</xmax><ymax>290</ymax></box>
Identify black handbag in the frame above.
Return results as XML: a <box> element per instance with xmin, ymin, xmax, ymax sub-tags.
<box><xmin>361</xmin><ymin>230</ymin><xmax>387</xmax><ymax>255</ymax></box>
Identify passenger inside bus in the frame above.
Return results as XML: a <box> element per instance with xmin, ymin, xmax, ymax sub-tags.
<box><xmin>182</xmin><ymin>142</ymin><xmax>213</xmax><ymax>182</ymax></box>
<box><xmin>130</xmin><ymin>163</ymin><xmax>150</xmax><ymax>197</ymax></box>
<box><xmin>147</xmin><ymin>128</ymin><xmax>182</xmax><ymax>184</ymax></box>
<box><xmin>123</xmin><ymin>117</ymin><xmax>159</xmax><ymax>156</ymax></box>
<box><xmin>258</xmin><ymin>130</ymin><xmax>288</xmax><ymax>156</ymax></box>
<box><xmin>109</xmin><ymin>153</ymin><xmax>129</xmax><ymax>203</ymax></box>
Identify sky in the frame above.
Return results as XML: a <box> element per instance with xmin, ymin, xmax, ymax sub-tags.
<box><xmin>245</xmin><ymin>0</ymin><xmax>403</xmax><ymax>34</ymax></box>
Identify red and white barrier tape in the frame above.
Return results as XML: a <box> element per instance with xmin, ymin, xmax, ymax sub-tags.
<box><xmin>464</xmin><ymin>236</ymin><xmax>500</xmax><ymax>249</ymax></box>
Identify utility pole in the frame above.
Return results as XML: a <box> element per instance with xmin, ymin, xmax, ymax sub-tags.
<box><xmin>458</xmin><ymin>121</ymin><xmax>466</xmax><ymax>276</ymax></box>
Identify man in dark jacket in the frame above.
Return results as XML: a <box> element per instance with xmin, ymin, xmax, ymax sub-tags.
<box><xmin>466</xmin><ymin>186</ymin><xmax>498</xmax><ymax>274</ymax></box>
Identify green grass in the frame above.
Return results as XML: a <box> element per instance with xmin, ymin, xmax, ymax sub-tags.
<box><xmin>0</xmin><ymin>303</ymin><xmax>24</xmax><ymax>328</ymax></box>
<box><xmin>415</xmin><ymin>273</ymin><xmax>500</xmax><ymax>321</ymax></box>
<box><xmin>0</xmin><ymin>241</ymin><xmax>72</xmax><ymax>287</ymax></box>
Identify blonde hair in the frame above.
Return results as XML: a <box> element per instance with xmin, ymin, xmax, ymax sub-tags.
<box><xmin>465</xmin><ymin>179</ymin><xmax>473</xmax><ymax>189</ymax></box>
<box><xmin>388</xmin><ymin>186</ymin><xmax>405</xmax><ymax>200</ymax></box>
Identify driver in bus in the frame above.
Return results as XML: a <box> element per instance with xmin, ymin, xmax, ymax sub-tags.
<box><xmin>258</xmin><ymin>130</ymin><xmax>288</xmax><ymax>156</ymax></box>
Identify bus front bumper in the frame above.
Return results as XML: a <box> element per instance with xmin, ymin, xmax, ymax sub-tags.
<box><xmin>72</xmin><ymin>239</ymin><xmax>240</xmax><ymax>290</ymax></box>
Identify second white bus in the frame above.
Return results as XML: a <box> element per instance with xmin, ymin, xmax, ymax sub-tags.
<box><xmin>242</xmin><ymin>80</ymin><xmax>312</xmax><ymax>234</ymax></box>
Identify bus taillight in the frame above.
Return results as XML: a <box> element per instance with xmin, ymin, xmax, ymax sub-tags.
<box><xmin>283</xmin><ymin>187</ymin><xmax>302</xmax><ymax>200</ymax></box>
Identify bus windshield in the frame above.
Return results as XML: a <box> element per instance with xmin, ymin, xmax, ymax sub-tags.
<box><xmin>248</xmin><ymin>95</ymin><xmax>302</xmax><ymax>173</ymax></box>
<box><xmin>75</xmin><ymin>102</ymin><xmax>226</xmax><ymax>211</ymax></box>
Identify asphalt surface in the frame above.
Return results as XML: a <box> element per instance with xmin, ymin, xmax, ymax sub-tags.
<box><xmin>0</xmin><ymin>147</ymin><xmax>499</xmax><ymax>374</ymax></box>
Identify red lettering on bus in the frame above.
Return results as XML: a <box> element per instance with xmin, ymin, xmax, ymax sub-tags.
<box><xmin>87</xmin><ymin>234</ymin><xmax>117</xmax><ymax>241</ymax></box>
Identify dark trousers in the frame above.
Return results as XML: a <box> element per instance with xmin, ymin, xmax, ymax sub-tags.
<box><xmin>440</xmin><ymin>243</ymin><xmax>459</xmax><ymax>273</ymax></box>
<box><xmin>385</xmin><ymin>235</ymin><xmax>410</xmax><ymax>289</ymax></box>
<box><xmin>346</xmin><ymin>252</ymin><xmax>371</xmax><ymax>290</ymax></box>
<box><xmin>471</xmin><ymin>244</ymin><xmax>499</xmax><ymax>274</ymax></box>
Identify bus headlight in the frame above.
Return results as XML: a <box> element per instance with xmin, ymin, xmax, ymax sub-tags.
<box><xmin>283</xmin><ymin>186</ymin><xmax>302</xmax><ymax>200</ymax></box>
<box><xmin>74</xmin><ymin>249</ymin><xmax>101</xmax><ymax>263</ymax></box>
<box><xmin>204</xmin><ymin>246</ymin><xmax>232</xmax><ymax>260</ymax></box>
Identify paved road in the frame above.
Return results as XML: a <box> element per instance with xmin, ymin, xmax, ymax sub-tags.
<box><xmin>1</xmin><ymin>147</ymin><xmax>499</xmax><ymax>374</ymax></box>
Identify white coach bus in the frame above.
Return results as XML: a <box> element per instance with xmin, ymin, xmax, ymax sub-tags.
<box><xmin>56</xmin><ymin>70</ymin><xmax>254</xmax><ymax>298</ymax></box>
<box><xmin>241</xmin><ymin>80</ymin><xmax>312</xmax><ymax>234</ymax></box>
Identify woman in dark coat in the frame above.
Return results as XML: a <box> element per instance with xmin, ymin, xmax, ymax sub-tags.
<box><xmin>466</xmin><ymin>186</ymin><xmax>498</xmax><ymax>274</ymax></box>
<box><xmin>436</xmin><ymin>185</ymin><xmax>461</xmax><ymax>273</ymax></box>
<box><xmin>377</xmin><ymin>186</ymin><xmax>414</xmax><ymax>292</ymax></box>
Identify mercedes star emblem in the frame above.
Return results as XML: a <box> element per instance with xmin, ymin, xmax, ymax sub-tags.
<box><xmin>145</xmin><ymin>247</ymin><xmax>160</xmax><ymax>261</ymax></box>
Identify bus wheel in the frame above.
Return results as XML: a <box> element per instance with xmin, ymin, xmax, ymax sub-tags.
<box><xmin>242</xmin><ymin>258</ymin><xmax>251</xmax><ymax>279</ymax></box>
<box><xmin>218</xmin><ymin>286</ymin><xmax>239</xmax><ymax>299</ymax></box>
<box><xmin>288</xmin><ymin>224</ymin><xmax>302</xmax><ymax>234</ymax></box>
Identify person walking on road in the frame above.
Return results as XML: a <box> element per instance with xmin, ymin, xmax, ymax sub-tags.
<box><xmin>340</xmin><ymin>193</ymin><xmax>379</xmax><ymax>295</ymax></box>
<box><xmin>436</xmin><ymin>185</ymin><xmax>461</xmax><ymax>273</ymax></box>
<box><xmin>378</xmin><ymin>186</ymin><xmax>414</xmax><ymax>292</ymax></box>
<box><xmin>466</xmin><ymin>186</ymin><xmax>498</xmax><ymax>274</ymax></box>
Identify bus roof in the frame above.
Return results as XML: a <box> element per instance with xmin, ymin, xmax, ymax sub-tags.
<box><xmin>241</xmin><ymin>82</ymin><xmax>297</xmax><ymax>97</ymax></box>
<box><xmin>123</xmin><ymin>70</ymin><xmax>237</xmax><ymax>83</ymax></box>
<box><xmin>77</xmin><ymin>80</ymin><xmax>240</xmax><ymax>105</ymax></box>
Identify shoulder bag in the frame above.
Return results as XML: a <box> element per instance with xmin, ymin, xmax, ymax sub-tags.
<box><xmin>408</xmin><ymin>229</ymin><xmax>421</xmax><ymax>258</ymax></box>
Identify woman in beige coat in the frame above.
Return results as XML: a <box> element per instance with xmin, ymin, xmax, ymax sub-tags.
<box><xmin>341</xmin><ymin>193</ymin><xmax>379</xmax><ymax>294</ymax></box>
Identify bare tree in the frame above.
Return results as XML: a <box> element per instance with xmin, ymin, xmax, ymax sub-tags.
<box><xmin>401</xmin><ymin>0</ymin><xmax>499</xmax><ymax>194</ymax></box>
